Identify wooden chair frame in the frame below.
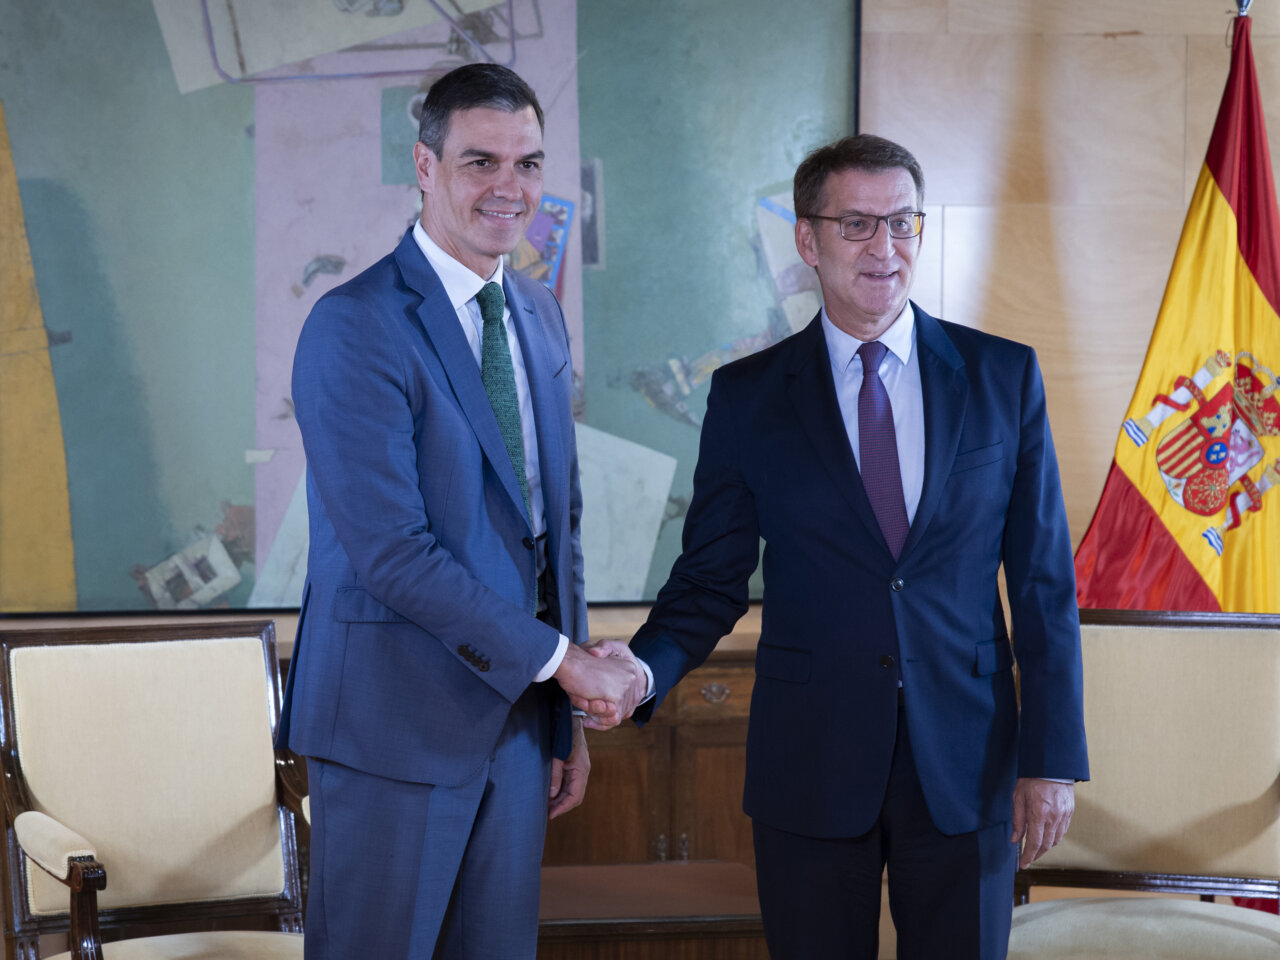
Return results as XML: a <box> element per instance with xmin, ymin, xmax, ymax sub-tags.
<box><xmin>1013</xmin><ymin>607</ymin><xmax>1280</xmax><ymax>908</ymax></box>
<box><xmin>0</xmin><ymin>621</ymin><xmax>309</xmax><ymax>960</ymax></box>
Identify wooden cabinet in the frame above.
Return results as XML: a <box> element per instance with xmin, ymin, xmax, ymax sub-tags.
<box><xmin>543</xmin><ymin>647</ymin><xmax>756</xmax><ymax>869</ymax></box>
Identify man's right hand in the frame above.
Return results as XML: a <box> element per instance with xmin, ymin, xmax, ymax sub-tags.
<box><xmin>553</xmin><ymin>642</ymin><xmax>646</xmax><ymax>730</ymax></box>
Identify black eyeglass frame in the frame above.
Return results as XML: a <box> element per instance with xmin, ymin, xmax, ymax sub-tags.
<box><xmin>804</xmin><ymin>211</ymin><xmax>926</xmax><ymax>241</ymax></box>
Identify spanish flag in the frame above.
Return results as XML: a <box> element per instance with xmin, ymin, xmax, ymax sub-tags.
<box><xmin>1074</xmin><ymin>12</ymin><xmax>1280</xmax><ymax>615</ymax></box>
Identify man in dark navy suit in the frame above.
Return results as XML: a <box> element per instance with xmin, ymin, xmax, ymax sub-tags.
<box><xmin>598</xmin><ymin>134</ymin><xmax>1088</xmax><ymax>959</ymax></box>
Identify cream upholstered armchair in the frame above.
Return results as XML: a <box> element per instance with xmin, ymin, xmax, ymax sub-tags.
<box><xmin>0</xmin><ymin>621</ymin><xmax>308</xmax><ymax>960</ymax></box>
<box><xmin>1008</xmin><ymin>610</ymin><xmax>1280</xmax><ymax>958</ymax></box>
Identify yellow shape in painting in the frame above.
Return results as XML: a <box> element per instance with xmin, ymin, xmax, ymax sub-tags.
<box><xmin>0</xmin><ymin>100</ymin><xmax>76</xmax><ymax>610</ymax></box>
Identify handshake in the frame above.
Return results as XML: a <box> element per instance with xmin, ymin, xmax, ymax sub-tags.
<box><xmin>553</xmin><ymin>640</ymin><xmax>648</xmax><ymax>731</ymax></box>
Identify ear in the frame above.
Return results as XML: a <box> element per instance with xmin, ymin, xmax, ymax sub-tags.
<box><xmin>413</xmin><ymin>141</ymin><xmax>434</xmax><ymax>195</ymax></box>
<box><xmin>795</xmin><ymin>217</ymin><xmax>820</xmax><ymax>269</ymax></box>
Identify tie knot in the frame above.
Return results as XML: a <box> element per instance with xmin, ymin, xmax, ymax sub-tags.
<box><xmin>857</xmin><ymin>340</ymin><xmax>887</xmax><ymax>375</ymax></box>
<box><xmin>476</xmin><ymin>282</ymin><xmax>505</xmax><ymax>326</ymax></box>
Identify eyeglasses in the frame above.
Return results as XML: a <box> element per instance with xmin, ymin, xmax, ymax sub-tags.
<box><xmin>805</xmin><ymin>211</ymin><xmax>926</xmax><ymax>241</ymax></box>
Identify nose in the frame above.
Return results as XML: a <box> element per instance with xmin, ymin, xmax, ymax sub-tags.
<box><xmin>865</xmin><ymin>218</ymin><xmax>894</xmax><ymax>256</ymax></box>
<box><xmin>492</xmin><ymin>164</ymin><xmax>520</xmax><ymax>199</ymax></box>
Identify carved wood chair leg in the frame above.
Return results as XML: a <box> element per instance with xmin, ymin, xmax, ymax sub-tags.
<box><xmin>67</xmin><ymin>859</ymin><xmax>105</xmax><ymax>960</ymax></box>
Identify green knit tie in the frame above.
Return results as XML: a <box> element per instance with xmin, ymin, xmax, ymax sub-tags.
<box><xmin>476</xmin><ymin>281</ymin><xmax>531</xmax><ymax>524</ymax></box>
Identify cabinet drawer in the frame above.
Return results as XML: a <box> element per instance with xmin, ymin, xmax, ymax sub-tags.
<box><xmin>675</xmin><ymin>666</ymin><xmax>754</xmax><ymax>721</ymax></box>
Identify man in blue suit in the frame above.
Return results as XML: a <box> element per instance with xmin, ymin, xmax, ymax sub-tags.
<box><xmin>602</xmin><ymin>135</ymin><xmax>1089</xmax><ymax>959</ymax></box>
<box><xmin>279</xmin><ymin>64</ymin><xmax>646</xmax><ymax>959</ymax></box>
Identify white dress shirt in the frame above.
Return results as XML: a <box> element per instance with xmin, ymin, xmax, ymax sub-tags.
<box><xmin>821</xmin><ymin>300</ymin><xmax>925</xmax><ymax>522</ymax></box>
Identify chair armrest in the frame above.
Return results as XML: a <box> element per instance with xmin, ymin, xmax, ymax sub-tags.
<box><xmin>13</xmin><ymin>811</ymin><xmax>97</xmax><ymax>882</ymax></box>
<box><xmin>275</xmin><ymin>750</ymin><xmax>309</xmax><ymax>825</ymax></box>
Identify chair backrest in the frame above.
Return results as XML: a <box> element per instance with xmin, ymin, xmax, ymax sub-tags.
<box><xmin>1019</xmin><ymin>610</ymin><xmax>1280</xmax><ymax>898</ymax></box>
<box><xmin>0</xmin><ymin>621</ymin><xmax>302</xmax><ymax>939</ymax></box>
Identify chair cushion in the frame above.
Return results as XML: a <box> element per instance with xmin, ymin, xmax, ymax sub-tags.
<box><xmin>45</xmin><ymin>930</ymin><xmax>303</xmax><ymax>960</ymax></box>
<box><xmin>1031</xmin><ymin>623</ymin><xmax>1280</xmax><ymax>879</ymax></box>
<box><xmin>1008</xmin><ymin>898</ymin><xmax>1280</xmax><ymax>958</ymax></box>
<box><xmin>9</xmin><ymin>637</ymin><xmax>285</xmax><ymax>914</ymax></box>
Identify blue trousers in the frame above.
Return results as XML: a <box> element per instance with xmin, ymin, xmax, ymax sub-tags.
<box><xmin>304</xmin><ymin>685</ymin><xmax>552</xmax><ymax>959</ymax></box>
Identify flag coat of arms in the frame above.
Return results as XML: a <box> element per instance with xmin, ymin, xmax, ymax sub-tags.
<box><xmin>1075</xmin><ymin>14</ymin><xmax>1280</xmax><ymax>614</ymax></box>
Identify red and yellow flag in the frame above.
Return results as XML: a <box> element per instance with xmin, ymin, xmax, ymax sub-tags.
<box><xmin>1075</xmin><ymin>13</ymin><xmax>1280</xmax><ymax>614</ymax></box>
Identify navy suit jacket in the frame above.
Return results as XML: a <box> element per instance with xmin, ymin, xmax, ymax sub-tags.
<box><xmin>278</xmin><ymin>228</ymin><xmax>587</xmax><ymax>786</ymax></box>
<box><xmin>631</xmin><ymin>304</ymin><xmax>1088</xmax><ymax>838</ymax></box>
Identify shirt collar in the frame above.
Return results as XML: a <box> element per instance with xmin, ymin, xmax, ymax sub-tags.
<box><xmin>821</xmin><ymin>299</ymin><xmax>916</xmax><ymax>373</ymax></box>
<box><xmin>412</xmin><ymin>219</ymin><xmax>505</xmax><ymax>312</ymax></box>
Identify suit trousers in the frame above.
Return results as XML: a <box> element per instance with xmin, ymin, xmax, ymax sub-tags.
<box><xmin>753</xmin><ymin>695</ymin><xmax>1018</xmax><ymax>960</ymax></box>
<box><xmin>304</xmin><ymin>683</ymin><xmax>553</xmax><ymax>960</ymax></box>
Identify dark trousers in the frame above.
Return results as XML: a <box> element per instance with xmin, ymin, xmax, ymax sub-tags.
<box><xmin>753</xmin><ymin>698</ymin><xmax>1017</xmax><ymax>960</ymax></box>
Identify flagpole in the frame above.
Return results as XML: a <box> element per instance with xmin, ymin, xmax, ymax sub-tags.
<box><xmin>1239</xmin><ymin>0</ymin><xmax>1253</xmax><ymax>17</ymax></box>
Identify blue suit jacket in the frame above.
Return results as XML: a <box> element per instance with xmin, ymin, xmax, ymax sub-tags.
<box><xmin>278</xmin><ymin>228</ymin><xmax>587</xmax><ymax>786</ymax></box>
<box><xmin>631</xmin><ymin>305</ymin><xmax>1088</xmax><ymax>838</ymax></box>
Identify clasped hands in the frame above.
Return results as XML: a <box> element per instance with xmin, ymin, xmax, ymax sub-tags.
<box><xmin>553</xmin><ymin>639</ymin><xmax>647</xmax><ymax>730</ymax></box>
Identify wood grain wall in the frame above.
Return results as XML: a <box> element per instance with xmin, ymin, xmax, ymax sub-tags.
<box><xmin>861</xmin><ymin>1</ymin><xmax>1280</xmax><ymax>546</ymax></box>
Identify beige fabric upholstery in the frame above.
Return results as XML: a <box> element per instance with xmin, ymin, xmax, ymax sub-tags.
<box><xmin>9</xmin><ymin>637</ymin><xmax>285</xmax><ymax>916</ymax></box>
<box><xmin>45</xmin><ymin>930</ymin><xmax>303</xmax><ymax>959</ymax></box>
<box><xmin>1008</xmin><ymin>898</ymin><xmax>1280</xmax><ymax>958</ymax></box>
<box><xmin>12</xmin><ymin>811</ymin><xmax>95</xmax><ymax>881</ymax></box>
<box><xmin>1028</xmin><ymin>623</ymin><xmax>1280</xmax><ymax>879</ymax></box>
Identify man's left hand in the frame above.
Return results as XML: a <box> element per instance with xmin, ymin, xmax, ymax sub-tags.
<box><xmin>1011</xmin><ymin>778</ymin><xmax>1074</xmax><ymax>869</ymax></box>
<box><xmin>549</xmin><ymin>717</ymin><xmax>590</xmax><ymax>819</ymax></box>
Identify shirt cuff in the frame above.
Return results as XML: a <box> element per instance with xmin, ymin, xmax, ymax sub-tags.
<box><xmin>534</xmin><ymin>634</ymin><xmax>570</xmax><ymax>683</ymax></box>
<box><xmin>1038</xmin><ymin>778</ymin><xmax>1074</xmax><ymax>784</ymax></box>
<box><xmin>635</xmin><ymin>655</ymin><xmax>655</xmax><ymax>702</ymax></box>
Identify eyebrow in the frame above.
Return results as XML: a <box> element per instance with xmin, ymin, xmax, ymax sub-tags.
<box><xmin>458</xmin><ymin>148</ymin><xmax>546</xmax><ymax>163</ymax></box>
<box><xmin>838</xmin><ymin>206</ymin><xmax>919</xmax><ymax>216</ymax></box>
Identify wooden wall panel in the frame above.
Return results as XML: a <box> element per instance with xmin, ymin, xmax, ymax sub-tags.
<box><xmin>861</xmin><ymin>34</ymin><xmax>1184</xmax><ymax>206</ymax></box>
<box><xmin>910</xmin><ymin>203</ymin><xmax>944</xmax><ymax>318</ymax></box>
<box><xmin>940</xmin><ymin>205</ymin><xmax>1185</xmax><ymax>542</ymax></box>
<box><xmin>946</xmin><ymin>1</ymin><xmax>1280</xmax><ymax>37</ymax></box>
<box><xmin>862</xmin><ymin>0</ymin><xmax>946</xmax><ymax>34</ymax></box>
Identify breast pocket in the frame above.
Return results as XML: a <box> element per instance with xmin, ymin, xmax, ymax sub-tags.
<box><xmin>949</xmin><ymin>440</ymin><xmax>1004</xmax><ymax>476</ymax></box>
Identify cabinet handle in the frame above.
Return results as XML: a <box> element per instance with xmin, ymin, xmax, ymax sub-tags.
<box><xmin>679</xmin><ymin>833</ymin><xmax>690</xmax><ymax>862</ymax></box>
<box><xmin>701</xmin><ymin>682</ymin><xmax>731</xmax><ymax>704</ymax></box>
<box><xmin>656</xmin><ymin>833</ymin><xmax>668</xmax><ymax>862</ymax></box>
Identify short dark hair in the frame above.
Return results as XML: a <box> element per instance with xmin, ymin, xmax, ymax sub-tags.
<box><xmin>793</xmin><ymin>134</ymin><xmax>925</xmax><ymax>218</ymax></box>
<box><xmin>417</xmin><ymin>63</ymin><xmax>545</xmax><ymax>158</ymax></box>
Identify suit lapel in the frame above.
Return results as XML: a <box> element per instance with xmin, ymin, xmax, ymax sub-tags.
<box><xmin>786</xmin><ymin>315</ymin><xmax>894</xmax><ymax>557</ymax></box>
<box><xmin>393</xmin><ymin>231</ymin><xmax>531</xmax><ymax>527</ymax></box>
<box><xmin>899</xmin><ymin>305</ymin><xmax>968</xmax><ymax>559</ymax></box>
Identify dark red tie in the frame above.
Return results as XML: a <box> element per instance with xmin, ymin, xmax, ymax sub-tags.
<box><xmin>857</xmin><ymin>341</ymin><xmax>909</xmax><ymax>559</ymax></box>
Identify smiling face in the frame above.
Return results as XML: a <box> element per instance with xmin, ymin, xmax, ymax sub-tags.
<box><xmin>795</xmin><ymin>166</ymin><xmax>922</xmax><ymax>341</ymax></box>
<box><xmin>414</xmin><ymin>105</ymin><xmax>544</xmax><ymax>277</ymax></box>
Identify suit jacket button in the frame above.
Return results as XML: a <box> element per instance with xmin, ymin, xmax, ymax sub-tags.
<box><xmin>880</xmin><ymin>655</ymin><xmax>896</xmax><ymax>669</ymax></box>
<box><xmin>522</xmin><ymin>537</ymin><xmax>535</xmax><ymax>550</ymax></box>
<box><xmin>890</xmin><ymin>578</ymin><xmax>904</xmax><ymax>592</ymax></box>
